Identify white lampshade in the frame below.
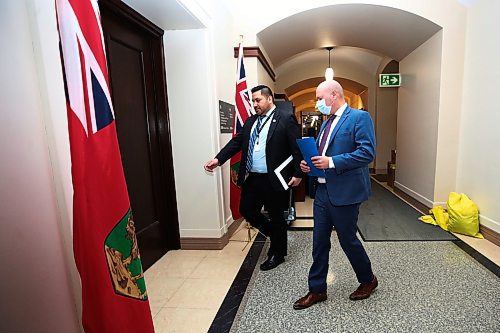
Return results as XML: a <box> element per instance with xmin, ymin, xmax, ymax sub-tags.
<box><xmin>325</xmin><ymin>67</ymin><xmax>334</xmax><ymax>80</ymax></box>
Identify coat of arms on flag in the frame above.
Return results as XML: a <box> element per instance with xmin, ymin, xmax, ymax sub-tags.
<box><xmin>104</xmin><ymin>209</ymin><xmax>147</xmax><ymax>300</ymax></box>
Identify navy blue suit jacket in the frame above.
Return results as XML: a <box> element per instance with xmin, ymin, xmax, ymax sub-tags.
<box><xmin>317</xmin><ymin>106</ymin><xmax>376</xmax><ymax>206</ymax></box>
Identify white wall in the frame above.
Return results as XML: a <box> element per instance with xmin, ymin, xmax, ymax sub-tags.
<box><xmin>373</xmin><ymin>58</ymin><xmax>395</xmax><ymax>171</ymax></box>
<box><xmin>396</xmin><ymin>31</ymin><xmax>443</xmax><ymax>207</ymax></box>
<box><xmin>255</xmin><ymin>37</ymin><xmax>276</xmax><ymax>91</ymax></box>
<box><xmin>375</xmin><ymin>85</ymin><xmax>398</xmax><ymax>171</ymax></box>
<box><xmin>164</xmin><ymin>29</ymin><xmax>225</xmax><ymax>237</ymax></box>
<box><xmin>210</xmin><ymin>1</ymin><xmax>245</xmax><ymax>228</ymax></box>
<box><xmin>0</xmin><ymin>1</ymin><xmax>80</xmax><ymax>331</ymax></box>
<box><xmin>166</xmin><ymin>0</ymin><xmax>252</xmax><ymax>234</ymax></box>
<box><xmin>257</xmin><ymin>62</ymin><xmax>276</xmax><ymax>92</ymax></box>
<box><xmin>457</xmin><ymin>0</ymin><xmax>500</xmax><ymax>233</ymax></box>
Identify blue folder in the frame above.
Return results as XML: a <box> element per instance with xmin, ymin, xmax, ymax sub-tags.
<box><xmin>296</xmin><ymin>137</ymin><xmax>326</xmax><ymax>177</ymax></box>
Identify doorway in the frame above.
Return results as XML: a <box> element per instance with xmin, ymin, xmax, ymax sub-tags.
<box><xmin>99</xmin><ymin>0</ymin><xmax>180</xmax><ymax>270</ymax></box>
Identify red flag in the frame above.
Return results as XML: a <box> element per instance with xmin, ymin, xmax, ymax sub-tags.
<box><xmin>230</xmin><ymin>43</ymin><xmax>253</xmax><ymax>220</ymax></box>
<box><xmin>56</xmin><ymin>0</ymin><xmax>154</xmax><ymax>332</ymax></box>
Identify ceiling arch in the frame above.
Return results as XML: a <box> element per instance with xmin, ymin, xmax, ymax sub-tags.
<box><xmin>286</xmin><ymin>77</ymin><xmax>367</xmax><ymax>98</ymax></box>
<box><xmin>287</xmin><ymin>77</ymin><xmax>368</xmax><ymax>116</ymax></box>
<box><xmin>257</xmin><ymin>4</ymin><xmax>442</xmax><ymax>67</ymax></box>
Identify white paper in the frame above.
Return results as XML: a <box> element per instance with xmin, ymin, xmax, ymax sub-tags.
<box><xmin>274</xmin><ymin>155</ymin><xmax>293</xmax><ymax>190</ymax></box>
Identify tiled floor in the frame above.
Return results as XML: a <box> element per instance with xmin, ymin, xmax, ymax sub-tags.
<box><xmin>146</xmin><ymin>194</ymin><xmax>499</xmax><ymax>333</ymax></box>
<box><xmin>145</xmin><ymin>223</ymin><xmax>258</xmax><ymax>333</ymax></box>
<box><xmin>295</xmin><ymin>197</ymin><xmax>314</xmax><ymax>217</ymax></box>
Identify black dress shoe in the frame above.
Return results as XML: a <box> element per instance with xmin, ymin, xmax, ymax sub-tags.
<box><xmin>259</xmin><ymin>256</ymin><xmax>285</xmax><ymax>271</ymax></box>
<box><xmin>293</xmin><ymin>292</ymin><xmax>327</xmax><ymax>310</ymax></box>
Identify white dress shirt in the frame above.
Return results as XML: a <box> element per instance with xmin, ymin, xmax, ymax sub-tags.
<box><xmin>250</xmin><ymin>105</ymin><xmax>276</xmax><ymax>173</ymax></box>
<box><xmin>317</xmin><ymin>103</ymin><xmax>347</xmax><ymax>183</ymax></box>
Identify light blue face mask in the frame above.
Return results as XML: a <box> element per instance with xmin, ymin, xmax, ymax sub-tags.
<box><xmin>316</xmin><ymin>99</ymin><xmax>331</xmax><ymax>115</ymax></box>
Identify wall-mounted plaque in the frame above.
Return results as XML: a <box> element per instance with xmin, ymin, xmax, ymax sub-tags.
<box><xmin>219</xmin><ymin>100</ymin><xmax>234</xmax><ymax>134</ymax></box>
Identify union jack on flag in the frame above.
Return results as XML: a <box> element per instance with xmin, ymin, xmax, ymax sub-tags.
<box><xmin>229</xmin><ymin>43</ymin><xmax>253</xmax><ymax>220</ymax></box>
<box><xmin>234</xmin><ymin>43</ymin><xmax>254</xmax><ymax>131</ymax></box>
<box><xmin>57</xmin><ymin>0</ymin><xmax>114</xmax><ymax>135</ymax></box>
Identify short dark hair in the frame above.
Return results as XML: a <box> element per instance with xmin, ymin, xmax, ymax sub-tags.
<box><xmin>251</xmin><ymin>85</ymin><xmax>274</xmax><ymax>101</ymax></box>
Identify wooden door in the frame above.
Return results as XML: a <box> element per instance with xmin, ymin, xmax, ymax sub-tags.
<box><xmin>100</xmin><ymin>0</ymin><xmax>180</xmax><ymax>270</ymax></box>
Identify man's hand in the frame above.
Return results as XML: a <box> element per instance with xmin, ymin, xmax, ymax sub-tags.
<box><xmin>300</xmin><ymin>160</ymin><xmax>310</xmax><ymax>173</ymax></box>
<box><xmin>204</xmin><ymin>158</ymin><xmax>219</xmax><ymax>172</ymax></box>
<box><xmin>288</xmin><ymin>176</ymin><xmax>302</xmax><ymax>187</ymax></box>
<box><xmin>311</xmin><ymin>156</ymin><xmax>330</xmax><ymax>169</ymax></box>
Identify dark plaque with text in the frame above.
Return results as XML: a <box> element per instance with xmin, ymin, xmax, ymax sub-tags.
<box><xmin>219</xmin><ymin>100</ymin><xmax>234</xmax><ymax>134</ymax></box>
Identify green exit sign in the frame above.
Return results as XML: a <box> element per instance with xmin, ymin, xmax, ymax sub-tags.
<box><xmin>379</xmin><ymin>74</ymin><xmax>401</xmax><ymax>87</ymax></box>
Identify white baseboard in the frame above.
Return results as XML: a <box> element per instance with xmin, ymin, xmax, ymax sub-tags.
<box><xmin>394</xmin><ymin>181</ymin><xmax>434</xmax><ymax>208</ymax></box>
<box><xmin>479</xmin><ymin>214</ymin><xmax>500</xmax><ymax>234</ymax></box>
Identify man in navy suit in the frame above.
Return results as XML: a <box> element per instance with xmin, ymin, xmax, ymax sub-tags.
<box><xmin>205</xmin><ymin>85</ymin><xmax>303</xmax><ymax>271</ymax></box>
<box><xmin>293</xmin><ymin>80</ymin><xmax>377</xmax><ymax>310</ymax></box>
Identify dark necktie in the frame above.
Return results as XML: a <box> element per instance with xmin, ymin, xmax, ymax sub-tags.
<box><xmin>246</xmin><ymin>116</ymin><xmax>264</xmax><ymax>174</ymax></box>
<box><xmin>317</xmin><ymin>115</ymin><xmax>336</xmax><ymax>154</ymax></box>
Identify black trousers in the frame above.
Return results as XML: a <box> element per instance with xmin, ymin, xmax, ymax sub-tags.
<box><xmin>239</xmin><ymin>173</ymin><xmax>288</xmax><ymax>258</ymax></box>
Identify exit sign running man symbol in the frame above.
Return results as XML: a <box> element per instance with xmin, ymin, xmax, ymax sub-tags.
<box><xmin>379</xmin><ymin>74</ymin><xmax>401</xmax><ymax>87</ymax></box>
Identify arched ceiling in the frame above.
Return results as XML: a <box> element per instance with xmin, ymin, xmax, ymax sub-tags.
<box><xmin>276</xmin><ymin>46</ymin><xmax>384</xmax><ymax>81</ymax></box>
<box><xmin>288</xmin><ymin>77</ymin><xmax>367</xmax><ymax>114</ymax></box>
<box><xmin>286</xmin><ymin>77</ymin><xmax>367</xmax><ymax>97</ymax></box>
<box><xmin>257</xmin><ymin>4</ymin><xmax>442</xmax><ymax>67</ymax></box>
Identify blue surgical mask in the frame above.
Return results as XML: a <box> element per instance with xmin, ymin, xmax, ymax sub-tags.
<box><xmin>316</xmin><ymin>99</ymin><xmax>331</xmax><ymax>115</ymax></box>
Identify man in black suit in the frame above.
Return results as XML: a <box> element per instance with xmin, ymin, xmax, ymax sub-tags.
<box><xmin>204</xmin><ymin>85</ymin><xmax>303</xmax><ymax>271</ymax></box>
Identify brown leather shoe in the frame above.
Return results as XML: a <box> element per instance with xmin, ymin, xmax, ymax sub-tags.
<box><xmin>293</xmin><ymin>292</ymin><xmax>327</xmax><ymax>310</ymax></box>
<box><xmin>349</xmin><ymin>275</ymin><xmax>378</xmax><ymax>300</ymax></box>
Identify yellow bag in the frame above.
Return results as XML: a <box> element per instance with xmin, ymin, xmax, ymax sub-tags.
<box><xmin>419</xmin><ymin>206</ymin><xmax>449</xmax><ymax>231</ymax></box>
<box><xmin>432</xmin><ymin>206</ymin><xmax>449</xmax><ymax>231</ymax></box>
<box><xmin>447</xmin><ymin>192</ymin><xmax>483</xmax><ymax>238</ymax></box>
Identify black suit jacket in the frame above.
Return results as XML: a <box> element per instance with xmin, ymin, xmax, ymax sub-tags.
<box><xmin>216</xmin><ymin>106</ymin><xmax>303</xmax><ymax>191</ymax></box>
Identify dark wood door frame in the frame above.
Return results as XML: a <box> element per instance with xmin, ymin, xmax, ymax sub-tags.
<box><xmin>99</xmin><ymin>0</ymin><xmax>180</xmax><ymax>260</ymax></box>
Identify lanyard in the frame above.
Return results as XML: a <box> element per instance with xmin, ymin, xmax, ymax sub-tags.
<box><xmin>254</xmin><ymin>110</ymin><xmax>275</xmax><ymax>139</ymax></box>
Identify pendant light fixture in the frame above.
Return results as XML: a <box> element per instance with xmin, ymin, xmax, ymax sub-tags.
<box><xmin>325</xmin><ymin>46</ymin><xmax>334</xmax><ymax>80</ymax></box>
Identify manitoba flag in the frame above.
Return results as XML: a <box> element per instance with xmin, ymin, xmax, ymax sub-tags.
<box><xmin>55</xmin><ymin>0</ymin><xmax>154</xmax><ymax>332</ymax></box>
<box><xmin>230</xmin><ymin>43</ymin><xmax>253</xmax><ymax>220</ymax></box>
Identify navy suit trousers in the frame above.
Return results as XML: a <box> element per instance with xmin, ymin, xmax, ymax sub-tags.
<box><xmin>308</xmin><ymin>184</ymin><xmax>374</xmax><ymax>293</ymax></box>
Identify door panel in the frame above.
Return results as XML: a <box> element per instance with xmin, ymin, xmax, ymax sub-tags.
<box><xmin>109</xmin><ymin>40</ymin><xmax>157</xmax><ymax>232</ymax></box>
<box><xmin>100</xmin><ymin>0</ymin><xmax>180</xmax><ymax>270</ymax></box>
